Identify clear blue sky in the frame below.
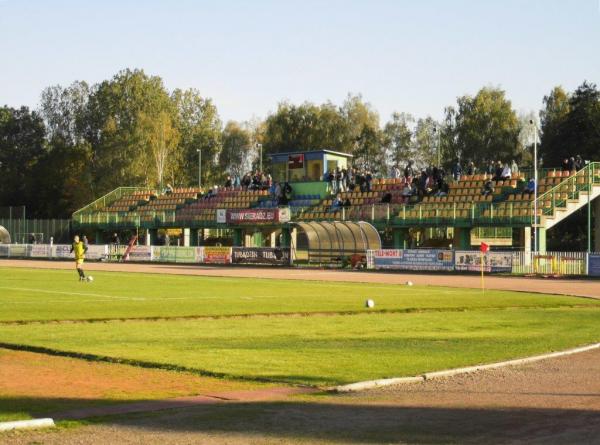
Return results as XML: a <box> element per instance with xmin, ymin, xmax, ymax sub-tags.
<box><xmin>1</xmin><ymin>0</ymin><xmax>599</xmax><ymax>124</ymax></box>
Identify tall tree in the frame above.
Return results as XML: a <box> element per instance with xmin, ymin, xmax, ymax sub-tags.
<box><xmin>172</xmin><ymin>88</ymin><xmax>222</xmax><ymax>187</ymax></box>
<box><xmin>86</xmin><ymin>69</ymin><xmax>175</xmax><ymax>193</ymax></box>
<box><xmin>39</xmin><ymin>81</ymin><xmax>90</xmax><ymax>145</ymax></box>
<box><xmin>0</xmin><ymin>106</ymin><xmax>48</xmax><ymax>211</ymax></box>
<box><xmin>138</xmin><ymin>111</ymin><xmax>180</xmax><ymax>189</ymax></box>
<box><xmin>444</xmin><ymin>87</ymin><xmax>521</xmax><ymax>167</ymax></box>
<box><xmin>413</xmin><ymin>116</ymin><xmax>440</xmax><ymax>168</ymax></box>
<box><xmin>539</xmin><ymin>86</ymin><xmax>571</xmax><ymax>167</ymax></box>
<box><xmin>383</xmin><ymin>112</ymin><xmax>414</xmax><ymax>167</ymax></box>
<box><xmin>220</xmin><ymin>121</ymin><xmax>252</xmax><ymax>176</ymax></box>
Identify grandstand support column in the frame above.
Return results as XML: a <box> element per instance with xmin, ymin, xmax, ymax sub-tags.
<box><xmin>393</xmin><ymin>228</ymin><xmax>408</xmax><ymax>249</ymax></box>
<box><xmin>233</xmin><ymin>228</ymin><xmax>243</xmax><ymax>247</ymax></box>
<box><xmin>595</xmin><ymin>198</ymin><xmax>600</xmax><ymax>252</ymax></box>
<box><xmin>148</xmin><ymin>229</ymin><xmax>158</xmax><ymax>246</ymax></box>
<box><xmin>537</xmin><ymin>227</ymin><xmax>547</xmax><ymax>253</ymax></box>
<box><xmin>281</xmin><ymin>227</ymin><xmax>292</xmax><ymax>248</ymax></box>
<box><xmin>95</xmin><ymin>231</ymin><xmax>103</xmax><ymax>244</ymax></box>
<box><xmin>521</xmin><ymin>227</ymin><xmax>532</xmax><ymax>254</ymax></box>
<box><xmin>453</xmin><ymin>227</ymin><xmax>471</xmax><ymax>250</ymax></box>
<box><xmin>190</xmin><ymin>229</ymin><xmax>199</xmax><ymax>246</ymax></box>
<box><xmin>183</xmin><ymin>228</ymin><xmax>190</xmax><ymax>247</ymax></box>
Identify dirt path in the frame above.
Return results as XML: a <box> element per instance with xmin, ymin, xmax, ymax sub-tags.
<box><xmin>3</xmin><ymin>259</ymin><xmax>600</xmax><ymax>299</ymax></box>
<box><xmin>4</xmin><ymin>348</ymin><xmax>600</xmax><ymax>444</ymax></box>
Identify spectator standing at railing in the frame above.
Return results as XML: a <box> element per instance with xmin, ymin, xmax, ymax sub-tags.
<box><xmin>511</xmin><ymin>159</ymin><xmax>519</xmax><ymax>175</ymax></box>
<box><xmin>365</xmin><ymin>170</ymin><xmax>373</xmax><ymax>192</ymax></box>
<box><xmin>486</xmin><ymin>160</ymin><xmax>495</xmax><ymax>176</ymax></box>
<box><xmin>452</xmin><ymin>160</ymin><xmax>462</xmax><ymax>181</ymax></box>
<box><xmin>224</xmin><ymin>175</ymin><xmax>233</xmax><ymax>189</ymax></box>
<box><xmin>404</xmin><ymin>161</ymin><xmax>414</xmax><ymax>182</ymax></box>
<box><xmin>562</xmin><ymin>158</ymin><xmax>570</xmax><ymax>172</ymax></box>
<box><xmin>501</xmin><ymin>163</ymin><xmax>512</xmax><ymax>180</ymax></box>
<box><xmin>334</xmin><ymin>167</ymin><xmax>343</xmax><ymax>193</ymax></box>
<box><xmin>111</xmin><ymin>233</ymin><xmax>120</xmax><ymax>245</ymax></box>
<box><xmin>233</xmin><ymin>174</ymin><xmax>241</xmax><ymax>188</ymax></box>
<box><xmin>466</xmin><ymin>161</ymin><xmax>476</xmax><ymax>176</ymax></box>
<box><xmin>390</xmin><ymin>164</ymin><xmax>401</xmax><ymax>180</ymax></box>
<box><xmin>331</xmin><ymin>193</ymin><xmax>343</xmax><ymax>211</ymax></box>
<box><xmin>493</xmin><ymin>161</ymin><xmax>503</xmax><ymax>181</ymax></box>
<box><xmin>575</xmin><ymin>155</ymin><xmax>584</xmax><ymax>171</ymax></box>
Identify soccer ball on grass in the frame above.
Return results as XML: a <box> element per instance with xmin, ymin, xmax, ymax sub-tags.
<box><xmin>86</xmin><ymin>276</ymin><xmax>94</xmax><ymax>282</ymax></box>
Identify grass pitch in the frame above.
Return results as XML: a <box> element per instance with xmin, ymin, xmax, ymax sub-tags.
<box><xmin>1</xmin><ymin>266</ymin><xmax>600</xmax><ymax>388</ymax></box>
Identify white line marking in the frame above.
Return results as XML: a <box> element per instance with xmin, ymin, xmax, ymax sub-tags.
<box><xmin>0</xmin><ymin>287</ymin><xmax>147</xmax><ymax>301</ymax></box>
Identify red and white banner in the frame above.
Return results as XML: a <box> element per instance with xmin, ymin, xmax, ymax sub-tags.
<box><xmin>225</xmin><ymin>208</ymin><xmax>290</xmax><ymax>224</ymax></box>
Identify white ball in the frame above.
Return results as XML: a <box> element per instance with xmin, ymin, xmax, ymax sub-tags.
<box><xmin>365</xmin><ymin>299</ymin><xmax>375</xmax><ymax>308</ymax></box>
<box><xmin>86</xmin><ymin>276</ymin><xmax>94</xmax><ymax>282</ymax></box>
<box><xmin>406</xmin><ymin>281</ymin><xmax>413</xmax><ymax>286</ymax></box>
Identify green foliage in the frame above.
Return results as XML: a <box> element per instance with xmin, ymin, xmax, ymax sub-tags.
<box><xmin>220</xmin><ymin>121</ymin><xmax>252</xmax><ymax>176</ymax></box>
<box><xmin>444</xmin><ymin>87</ymin><xmax>521</xmax><ymax>167</ymax></box>
<box><xmin>0</xmin><ymin>106</ymin><xmax>48</xmax><ymax>212</ymax></box>
<box><xmin>172</xmin><ymin>88</ymin><xmax>222</xmax><ymax>187</ymax></box>
<box><xmin>383</xmin><ymin>112</ymin><xmax>414</xmax><ymax>166</ymax></box>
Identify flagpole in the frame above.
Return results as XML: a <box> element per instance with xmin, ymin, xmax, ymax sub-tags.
<box><xmin>481</xmin><ymin>251</ymin><xmax>484</xmax><ymax>293</ymax></box>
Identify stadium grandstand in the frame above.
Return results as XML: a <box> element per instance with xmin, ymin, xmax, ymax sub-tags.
<box><xmin>71</xmin><ymin>150</ymin><xmax>600</xmax><ymax>260</ymax></box>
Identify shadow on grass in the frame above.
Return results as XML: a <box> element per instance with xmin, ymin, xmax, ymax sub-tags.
<box><xmin>3</xmin><ymin>396</ymin><xmax>600</xmax><ymax>444</ymax></box>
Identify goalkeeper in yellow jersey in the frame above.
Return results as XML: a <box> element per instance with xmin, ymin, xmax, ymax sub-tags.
<box><xmin>70</xmin><ymin>235</ymin><xmax>88</xmax><ymax>281</ymax></box>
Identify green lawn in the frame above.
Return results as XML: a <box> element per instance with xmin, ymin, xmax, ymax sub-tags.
<box><xmin>1</xmin><ymin>267</ymin><xmax>600</xmax><ymax>386</ymax></box>
<box><xmin>0</xmin><ymin>267</ymin><xmax>596</xmax><ymax>322</ymax></box>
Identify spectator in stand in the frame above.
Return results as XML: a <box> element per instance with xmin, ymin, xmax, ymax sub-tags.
<box><xmin>365</xmin><ymin>170</ymin><xmax>373</xmax><ymax>192</ymax></box>
<box><xmin>511</xmin><ymin>159</ymin><xmax>519</xmax><ymax>176</ymax></box>
<box><xmin>568</xmin><ymin>157</ymin><xmax>576</xmax><ymax>171</ymax></box>
<box><xmin>501</xmin><ymin>162</ymin><xmax>512</xmax><ymax>180</ymax></box>
<box><xmin>486</xmin><ymin>160</ymin><xmax>495</xmax><ymax>176</ymax></box>
<box><xmin>82</xmin><ymin>235</ymin><xmax>89</xmax><ymax>249</ymax></box>
<box><xmin>111</xmin><ymin>233</ymin><xmax>120</xmax><ymax>245</ymax></box>
<box><xmin>482</xmin><ymin>179</ymin><xmax>494</xmax><ymax>196</ymax></box>
<box><xmin>164</xmin><ymin>183</ymin><xmax>174</xmax><ymax>194</ymax></box>
<box><xmin>494</xmin><ymin>161</ymin><xmax>504</xmax><ymax>181</ymax></box>
<box><xmin>575</xmin><ymin>155</ymin><xmax>584</xmax><ymax>171</ymax></box>
<box><xmin>356</xmin><ymin>170</ymin><xmax>366</xmax><ymax>192</ymax></box>
<box><xmin>562</xmin><ymin>158</ymin><xmax>570</xmax><ymax>171</ymax></box>
<box><xmin>335</xmin><ymin>167</ymin><xmax>343</xmax><ymax>193</ymax></box>
<box><xmin>381</xmin><ymin>192</ymin><xmax>392</xmax><ymax>203</ymax></box>
<box><xmin>452</xmin><ymin>160</ymin><xmax>462</xmax><ymax>181</ymax></box>
<box><xmin>525</xmin><ymin>178</ymin><xmax>536</xmax><ymax>194</ymax></box>
<box><xmin>341</xmin><ymin>167</ymin><xmax>348</xmax><ymax>191</ymax></box>
<box><xmin>224</xmin><ymin>175</ymin><xmax>233</xmax><ymax>189</ymax></box>
<box><xmin>241</xmin><ymin>173</ymin><xmax>251</xmax><ymax>190</ymax></box>
<box><xmin>343</xmin><ymin>196</ymin><xmax>352</xmax><ymax>207</ymax></box>
<box><xmin>466</xmin><ymin>161</ymin><xmax>476</xmax><ymax>176</ymax></box>
<box><xmin>346</xmin><ymin>167</ymin><xmax>355</xmax><ymax>191</ymax></box>
<box><xmin>404</xmin><ymin>161</ymin><xmax>414</xmax><ymax>182</ymax></box>
<box><xmin>331</xmin><ymin>193</ymin><xmax>343</xmax><ymax>211</ymax></box>
<box><xmin>390</xmin><ymin>164</ymin><xmax>401</xmax><ymax>180</ymax></box>
<box><xmin>233</xmin><ymin>174</ymin><xmax>241</xmax><ymax>189</ymax></box>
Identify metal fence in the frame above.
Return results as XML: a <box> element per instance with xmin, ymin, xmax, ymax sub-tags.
<box><xmin>0</xmin><ymin>218</ymin><xmax>71</xmax><ymax>244</ymax></box>
<box><xmin>511</xmin><ymin>251</ymin><xmax>588</xmax><ymax>276</ymax></box>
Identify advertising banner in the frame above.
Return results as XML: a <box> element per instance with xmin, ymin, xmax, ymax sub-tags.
<box><xmin>588</xmin><ymin>254</ymin><xmax>600</xmax><ymax>276</ymax></box>
<box><xmin>203</xmin><ymin>246</ymin><xmax>232</xmax><ymax>264</ymax></box>
<box><xmin>216</xmin><ymin>209</ymin><xmax>227</xmax><ymax>223</ymax></box>
<box><xmin>127</xmin><ymin>245</ymin><xmax>153</xmax><ymax>262</ymax></box>
<box><xmin>226</xmin><ymin>208</ymin><xmax>289</xmax><ymax>224</ymax></box>
<box><xmin>454</xmin><ymin>250</ymin><xmax>513</xmax><ymax>273</ymax></box>
<box><xmin>232</xmin><ymin>247</ymin><xmax>291</xmax><ymax>265</ymax></box>
<box><xmin>154</xmin><ymin>246</ymin><xmax>199</xmax><ymax>263</ymax></box>
<box><xmin>86</xmin><ymin>245</ymin><xmax>108</xmax><ymax>260</ymax></box>
<box><xmin>30</xmin><ymin>244</ymin><xmax>51</xmax><ymax>258</ymax></box>
<box><xmin>53</xmin><ymin>244</ymin><xmax>73</xmax><ymax>259</ymax></box>
<box><xmin>372</xmin><ymin>249</ymin><xmax>454</xmax><ymax>271</ymax></box>
<box><xmin>9</xmin><ymin>244</ymin><xmax>28</xmax><ymax>257</ymax></box>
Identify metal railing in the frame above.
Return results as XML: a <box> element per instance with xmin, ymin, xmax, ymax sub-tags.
<box><xmin>73</xmin><ymin>187</ymin><xmax>150</xmax><ymax>217</ymax></box>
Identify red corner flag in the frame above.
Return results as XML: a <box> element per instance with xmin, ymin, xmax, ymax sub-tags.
<box><xmin>480</xmin><ymin>242</ymin><xmax>489</xmax><ymax>254</ymax></box>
